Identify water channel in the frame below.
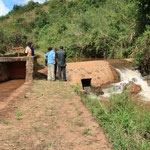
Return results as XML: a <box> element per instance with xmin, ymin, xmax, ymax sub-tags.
<box><xmin>100</xmin><ymin>68</ymin><xmax>150</xmax><ymax>101</ymax></box>
<box><xmin>0</xmin><ymin>79</ymin><xmax>25</xmax><ymax>102</ymax></box>
<box><xmin>0</xmin><ymin>58</ymin><xmax>149</xmax><ymax>102</ymax></box>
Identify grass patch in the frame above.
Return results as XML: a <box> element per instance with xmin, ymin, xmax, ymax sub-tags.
<box><xmin>78</xmin><ymin>111</ymin><xmax>83</xmax><ymax>116</ymax></box>
<box><xmin>16</xmin><ymin>113</ymin><xmax>23</xmax><ymax>120</ymax></box>
<box><xmin>2</xmin><ymin>120</ymin><xmax>9</xmax><ymax>125</ymax></box>
<box><xmin>16</xmin><ymin>117</ymin><xmax>23</xmax><ymax>120</ymax></box>
<box><xmin>82</xmin><ymin>128</ymin><xmax>90</xmax><ymax>136</ymax></box>
<box><xmin>46</xmin><ymin>142</ymin><xmax>52</xmax><ymax>147</ymax></box>
<box><xmin>16</xmin><ymin>113</ymin><xmax>23</xmax><ymax>116</ymax></box>
<box><xmin>72</xmin><ymin>85</ymin><xmax>150</xmax><ymax>149</ymax></box>
<box><xmin>13</xmin><ymin>106</ymin><xmax>18</xmax><ymax>109</ymax></box>
<box><xmin>49</xmin><ymin>112</ymin><xmax>53</xmax><ymax>116</ymax></box>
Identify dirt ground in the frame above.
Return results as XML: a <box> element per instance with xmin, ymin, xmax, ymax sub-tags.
<box><xmin>0</xmin><ymin>79</ymin><xmax>112</xmax><ymax>150</ymax></box>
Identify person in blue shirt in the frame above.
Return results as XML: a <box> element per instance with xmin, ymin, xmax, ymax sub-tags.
<box><xmin>45</xmin><ymin>47</ymin><xmax>52</xmax><ymax>66</ymax></box>
<box><xmin>53</xmin><ymin>47</ymin><xmax>57</xmax><ymax>78</ymax></box>
<box><xmin>45</xmin><ymin>47</ymin><xmax>56</xmax><ymax>81</ymax></box>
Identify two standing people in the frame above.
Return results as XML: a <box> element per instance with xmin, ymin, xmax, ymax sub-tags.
<box><xmin>45</xmin><ymin>46</ymin><xmax>67</xmax><ymax>81</ymax></box>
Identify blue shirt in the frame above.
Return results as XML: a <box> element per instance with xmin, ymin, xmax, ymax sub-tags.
<box><xmin>45</xmin><ymin>50</ymin><xmax>55</xmax><ymax>64</ymax></box>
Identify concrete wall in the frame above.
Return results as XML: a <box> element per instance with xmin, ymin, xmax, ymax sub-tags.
<box><xmin>66</xmin><ymin>60</ymin><xmax>120</xmax><ymax>87</ymax></box>
<box><xmin>25</xmin><ymin>56</ymin><xmax>37</xmax><ymax>82</ymax></box>
<box><xmin>0</xmin><ymin>56</ymin><xmax>37</xmax><ymax>82</ymax></box>
<box><xmin>0</xmin><ymin>63</ymin><xmax>9</xmax><ymax>82</ymax></box>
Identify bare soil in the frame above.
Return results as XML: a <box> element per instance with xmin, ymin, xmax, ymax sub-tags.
<box><xmin>0</xmin><ymin>79</ymin><xmax>25</xmax><ymax>102</ymax></box>
<box><xmin>0</xmin><ymin>79</ymin><xmax>112</xmax><ymax>150</ymax></box>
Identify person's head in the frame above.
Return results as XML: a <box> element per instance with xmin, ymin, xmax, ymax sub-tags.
<box><xmin>53</xmin><ymin>47</ymin><xmax>57</xmax><ymax>52</ymax></box>
<box><xmin>60</xmin><ymin>46</ymin><xmax>63</xmax><ymax>50</ymax></box>
<box><xmin>48</xmin><ymin>47</ymin><xmax>52</xmax><ymax>52</ymax></box>
<box><xmin>30</xmin><ymin>41</ymin><xmax>33</xmax><ymax>47</ymax></box>
<box><xmin>27</xmin><ymin>42</ymin><xmax>32</xmax><ymax>47</ymax></box>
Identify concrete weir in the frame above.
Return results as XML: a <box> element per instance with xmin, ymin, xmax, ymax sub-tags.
<box><xmin>0</xmin><ymin>56</ymin><xmax>37</xmax><ymax>82</ymax></box>
<box><xmin>66</xmin><ymin>60</ymin><xmax>120</xmax><ymax>88</ymax></box>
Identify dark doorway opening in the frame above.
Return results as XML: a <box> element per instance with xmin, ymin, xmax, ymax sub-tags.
<box><xmin>81</xmin><ymin>78</ymin><xmax>91</xmax><ymax>90</ymax></box>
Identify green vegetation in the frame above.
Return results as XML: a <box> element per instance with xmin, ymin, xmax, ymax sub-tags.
<box><xmin>13</xmin><ymin>106</ymin><xmax>18</xmax><ymax>109</ymax></box>
<box><xmin>49</xmin><ymin>112</ymin><xmax>53</xmax><ymax>116</ymax></box>
<box><xmin>82</xmin><ymin>128</ymin><xmax>90</xmax><ymax>136</ymax></box>
<box><xmin>0</xmin><ymin>0</ymin><xmax>150</xmax><ymax>73</ymax></box>
<box><xmin>16</xmin><ymin>112</ymin><xmax>23</xmax><ymax>116</ymax></box>
<box><xmin>16</xmin><ymin>117</ymin><xmax>23</xmax><ymax>120</ymax></box>
<box><xmin>2</xmin><ymin>120</ymin><xmax>9</xmax><ymax>125</ymax></box>
<box><xmin>73</xmin><ymin>86</ymin><xmax>150</xmax><ymax>149</ymax></box>
<box><xmin>46</xmin><ymin>142</ymin><xmax>52</xmax><ymax>147</ymax></box>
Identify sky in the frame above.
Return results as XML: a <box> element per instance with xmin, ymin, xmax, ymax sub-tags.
<box><xmin>0</xmin><ymin>0</ymin><xmax>46</xmax><ymax>16</ymax></box>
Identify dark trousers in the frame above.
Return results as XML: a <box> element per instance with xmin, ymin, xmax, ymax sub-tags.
<box><xmin>58</xmin><ymin>66</ymin><xmax>66</xmax><ymax>81</ymax></box>
<box><xmin>55</xmin><ymin>62</ymin><xmax>57</xmax><ymax>77</ymax></box>
<box><xmin>45</xmin><ymin>59</ymin><xmax>47</xmax><ymax>66</ymax></box>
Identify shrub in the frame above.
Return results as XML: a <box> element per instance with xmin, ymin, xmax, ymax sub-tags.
<box><xmin>34</xmin><ymin>10</ymin><xmax>49</xmax><ymax>28</ymax></box>
<box><xmin>133</xmin><ymin>25</ymin><xmax>150</xmax><ymax>74</ymax></box>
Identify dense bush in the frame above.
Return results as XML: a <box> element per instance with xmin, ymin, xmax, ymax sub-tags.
<box><xmin>34</xmin><ymin>10</ymin><xmax>49</xmax><ymax>28</ymax></box>
<box><xmin>10</xmin><ymin>0</ymin><xmax>40</xmax><ymax>15</ymax></box>
<box><xmin>133</xmin><ymin>26</ymin><xmax>150</xmax><ymax>74</ymax></box>
<box><xmin>0</xmin><ymin>27</ymin><xmax>27</xmax><ymax>52</ymax></box>
<box><xmin>0</xmin><ymin>0</ymin><xmax>150</xmax><ymax>73</ymax></box>
<box><xmin>136</xmin><ymin>0</ymin><xmax>150</xmax><ymax>34</ymax></box>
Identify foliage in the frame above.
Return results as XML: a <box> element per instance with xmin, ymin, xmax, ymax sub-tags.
<box><xmin>133</xmin><ymin>25</ymin><xmax>150</xmax><ymax>74</ymax></box>
<box><xmin>0</xmin><ymin>0</ymin><xmax>150</xmax><ymax>73</ymax></box>
<box><xmin>34</xmin><ymin>10</ymin><xmax>49</xmax><ymax>28</ymax></box>
<box><xmin>0</xmin><ymin>15</ymin><xmax>9</xmax><ymax>21</ymax></box>
<box><xmin>70</xmin><ymin>84</ymin><xmax>81</xmax><ymax>94</ymax></box>
<box><xmin>136</xmin><ymin>0</ymin><xmax>150</xmax><ymax>34</ymax></box>
<box><xmin>78</xmin><ymin>90</ymin><xmax>150</xmax><ymax>150</ymax></box>
<box><xmin>10</xmin><ymin>1</ymin><xmax>40</xmax><ymax>15</ymax></box>
<box><xmin>0</xmin><ymin>27</ymin><xmax>27</xmax><ymax>52</ymax></box>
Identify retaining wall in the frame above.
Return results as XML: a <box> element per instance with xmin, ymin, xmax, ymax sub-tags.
<box><xmin>0</xmin><ymin>56</ymin><xmax>37</xmax><ymax>82</ymax></box>
<box><xmin>66</xmin><ymin>60</ymin><xmax>120</xmax><ymax>87</ymax></box>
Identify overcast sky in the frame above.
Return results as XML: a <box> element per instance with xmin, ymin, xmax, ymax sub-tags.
<box><xmin>0</xmin><ymin>0</ymin><xmax>46</xmax><ymax>16</ymax></box>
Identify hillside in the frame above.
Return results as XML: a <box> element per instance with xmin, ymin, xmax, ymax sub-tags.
<box><xmin>0</xmin><ymin>0</ymin><xmax>150</xmax><ymax>74</ymax></box>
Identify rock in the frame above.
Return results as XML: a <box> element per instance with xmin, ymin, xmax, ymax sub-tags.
<box><xmin>124</xmin><ymin>81</ymin><xmax>141</xmax><ymax>94</ymax></box>
<box><xmin>91</xmin><ymin>86</ymin><xmax>104</xmax><ymax>95</ymax></box>
<box><xmin>147</xmin><ymin>80</ymin><xmax>150</xmax><ymax>86</ymax></box>
<box><xmin>84</xmin><ymin>86</ymin><xmax>92</xmax><ymax>93</ymax></box>
<box><xmin>80</xmin><ymin>89</ymin><xmax>87</xmax><ymax>95</ymax></box>
<box><xmin>146</xmin><ymin>75</ymin><xmax>150</xmax><ymax>86</ymax></box>
<box><xmin>109</xmin><ymin>66</ymin><xmax>120</xmax><ymax>83</ymax></box>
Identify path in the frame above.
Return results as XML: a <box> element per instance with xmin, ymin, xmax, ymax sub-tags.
<box><xmin>0</xmin><ymin>80</ymin><xmax>112</xmax><ymax>150</ymax></box>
